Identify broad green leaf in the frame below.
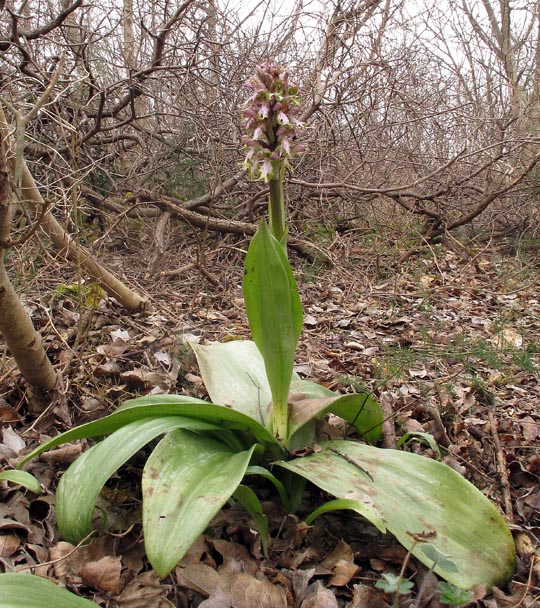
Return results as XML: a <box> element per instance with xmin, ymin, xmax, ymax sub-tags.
<box><xmin>242</xmin><ymin>220</ymin><xmax>303</xmax><ymax>441</ymax></box>
<box><xmin>56</xmin><ymin>417</ymin><xmax>218</xmax><ymax>542</ymax></box>
<box><xmin>0</xmin><ymin>573</ymin><xmax>97</xmax><ymax>607</ymax></box>
<box><xmin>0</xmin><ymin>470</ymin><xmax>41</xmax><ymax>493</ymax></box>
<box><xmin>233</xmin><ymin>484</ymin><xmax>269</xmax><ymax>558</ymax></box>
<box><xmin>191</xmin><ymin>340</ymin><xmax>273</xmax><ymax>427</ymax></box>
<box><xmin>277</xmin><ymin>440</ymin><xmax>515</xmax><ymax>589</ymax></box>
<box><xmin>304</xmin><ymin>498</ymin><xmax>385</xmax><ymax>531</ymax></box>
<box><xmin>119</xmin><ymin>396</ymin><xmax>280</xmax><ymax>450</ymax></box>
<box><xmin>142</xmin><ymin>430</ymin><xmax>256</xmax><ymax>577</ymax></box>
<box><xmin>19</xmin><ymin>395</ymin><xmax>280</xmax><ymax>467</ymax></box>
<box><xmin>289</xmin><ymin>379</ymin><xmax>335</xmax><ymax>398</ymax></box>
<box><xmin>288</xmin><ymin>391</ymin><xmax>383</xmax><ymax>447</ymax></box>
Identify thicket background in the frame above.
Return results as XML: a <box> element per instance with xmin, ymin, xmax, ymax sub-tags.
<box><xmin>2</xmin><ymin>0</ymin><xmax>540</xmax><ymax>257</ymax></box>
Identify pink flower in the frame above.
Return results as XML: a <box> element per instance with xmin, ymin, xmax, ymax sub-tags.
<box><xmin>260</xmin><ymin>159</ymin><xmax>273</xmax><ymax>180</ymax></box>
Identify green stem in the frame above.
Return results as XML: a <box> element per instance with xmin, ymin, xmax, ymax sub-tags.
<box><xmin>273</xmin><ymin>396</ymin><xmax>288</xmax><ymax>445</ymax></box>
<box><xmin>269</xmin><ymin>161</ymin><xmax>288</xmax><ymax>442</ymax></box>
<box><xmin>268</xmin><ymin>163</ymin><xmax>286</xmax><ymax>248</ymax></box>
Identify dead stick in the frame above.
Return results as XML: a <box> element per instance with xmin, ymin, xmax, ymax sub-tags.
<box><xmin>488</xmin><ymin>410</ymin><xmax>514</xmax><ymax>523</ymax></box>
<box><xmin>379</xmin><ymin>393</ymin><xmax>397</xmax><ymax>449</ymax></box>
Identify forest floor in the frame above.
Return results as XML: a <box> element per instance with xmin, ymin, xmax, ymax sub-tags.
<box><xmin>0</xmin><ymin>225</ymin><xmax>539</xmax><ymax>607</ymax></box>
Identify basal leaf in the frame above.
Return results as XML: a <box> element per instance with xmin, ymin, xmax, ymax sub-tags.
<box><xmin>304</xmin><ymin>498</ymin><xmax>385</xmax><ymax>531</ymax></box>
<box><xmin>245</xmin><ymin>465</ymin><xmax>290</xmax><ymax>511</ymax></box>
<box><xmin>0</xmin><ymin>573</ymin><xmax>97</xmax><ymax>607</ymax></box>
<box><xmin>288</xmin><ymin>390</ymin><xmax>383</xmax><ymax>447</ymax></box>
<box><xmin>142</xmin><ymin>430</ymin><xmax>256</xmax><ymax>577</ymax></box>
<box><xmin>397</xmin><ymin>431</ymin><xmax>441</xmax><ymax>459</ymax></box>
<box><xmin>19</xmin><ymin>395</ymin><xmax>280</xmax><ymax>467</ymax></box>
<box><xmin>289</xmin><ymin>379</ymin><xmax>335</xmax><ymax>398</ymax></box>
<box><xmin>56</xmin><ymin>417</ymin><xmax>218</xmax><ymax>543</ymax></box>
<box><xmin>233</xmin><ymin>484</ymin><xmax>269</xmax><ymax>558</ymax></box>
<box><xmin>277</xmin><ymin>440</ymin><xmax>515</xmax><ymax>590</ymax></box>
<box><xmin>0</xmin><ymin>470</ymin><xmax>41</xmax><ymax>494</ymax></box>
<box><xmin>191</xmin><ymin>340</ymin><xmax>272</xmax><ymax>427</ymax></box>
<box><xmin>242</xmin><ymin>220</ymin><xmax>303</xmax><ymax>441</ymax></box>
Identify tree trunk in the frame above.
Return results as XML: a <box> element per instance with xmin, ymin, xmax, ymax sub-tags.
<box><xmin>0</xmin><ymin>132</ymin><xmax>57</xmax><ymax>413</ymax></box>
<box><xmin>0</xmin><ymin>263</ymin><xmax>58</xmax><ymax>411</ymax></box>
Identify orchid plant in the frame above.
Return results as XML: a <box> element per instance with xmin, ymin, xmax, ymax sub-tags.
<box><xmin>1</xmin><ymin>64</ymin><xmax>515</xmax><ymax>605</ymax></box>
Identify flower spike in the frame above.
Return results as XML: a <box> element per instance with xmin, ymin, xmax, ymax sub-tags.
<box><xmin>242</xmin><ymin>62</ymin><xmax>305</xmax><ymax>182</ymax></box>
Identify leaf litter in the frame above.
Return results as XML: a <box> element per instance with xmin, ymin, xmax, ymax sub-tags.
<box><xmin>1</xmin><ymin>235</ymin><xmax>539</xmax><ymax>607</ymax></box>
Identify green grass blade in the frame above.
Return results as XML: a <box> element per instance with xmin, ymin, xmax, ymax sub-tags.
<box><xmin>397</xmin><ymin>431</ymin><xmax>441</xmax><ymax>459</ymax></box>
<box><xmin>245</xmin><ymin>465</ymin><xmax>290</xmax><ymax>511</ymax></box>
<box><xmin>277</xmin><ymin>440</ymin><xmax>515</xmax><ymax>590</ymax></box>
<box><xmin>142</xmin><ymin>430</ymin><xmax>257</xmax><ymax>577</ymax></box>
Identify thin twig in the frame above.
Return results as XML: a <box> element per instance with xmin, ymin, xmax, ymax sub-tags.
<box><xmin>14</xmin><ymin>530</ymin><xmax>96</xmax><ymax>572</ymax></box>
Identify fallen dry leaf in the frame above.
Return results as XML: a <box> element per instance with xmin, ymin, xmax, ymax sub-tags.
<box><xmin>321</xmin><ymin>540</ymin><xmax>359</xmax><ymax>586</ymax></box>
<box><xmin>520</xmin><ymin>415</ymin><xmax>539</xmax><ymax>442</ymax></box>
<box><xmin>227</xmin><ymin>572</ymin><xmax>288</xmax><ymax>608</ymax></box>
<box><xmin>328</xmin><ymin>558</ymin><xmax>359</xmax><ymax>586</ymax></box>
<box><xmin>0</xmin><ymin>533</ymin><xmax>20</xmax><ymax>557</ymax></box>
<box><xmin>0</xmin><ymin>401</ymin><xmax>20</xmax><ymax>423</ymax></box>
<box><xmin>2</xmin><ymin>426</ymin><xmax>25</xmax><ymax>455</ymax></box>
<box><xmin>176</xmin><ymin>563</ymin><xmax>224</xmax><ymax>597</ymax></box>
<box><xmin>213</xmin><ymin>539</ymin><xmax>258</xmax><ymax>576</ymax></box>
<box><xmin>120</xmin><ymin>367</ymin><xmax>170</xmax><ymax>389</ymax></box>
<box><xmin>79</xmin><ymin>555</ymin><xmax>123</xmax><ymax>593</ymax></box>
<box><xmin>39</xmin><ymin>443</ymin><xmax>84</xmax><ymax>464</ymax></box>
<box><xmin>288</xmin><ymin>568</ymin><xmax>316</xmax><ymax>604</ymax></box>
<box><xmin>198</xmin><ymin>590</ymin><xmax>232</xmax><ymax>608</ymax></box>
<box><xmin>348</xmin><ymin>584</ymin><xmax>389</xmax><ymax>608</ymax></box>
<box><xmin>51</xmin><ymin>541</ymin><xmax>79</xmax><ymax>578</ymax></box>
<box><xmin>115</xmin><ymin>571</ymin><xmax>172</xmax><ymax>608</ymax></box>
<box><xmin>300</xmin><ymin>580</ymin><xmax>338</xmax><ymax>608</ymax></box>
